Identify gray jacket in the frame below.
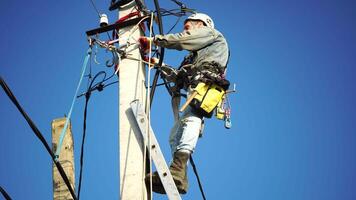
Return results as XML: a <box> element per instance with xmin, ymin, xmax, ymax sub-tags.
<box><xmin>154</xmin><ymin>26</ymin><xmax>229</xmax><ymax>75</ymax></box>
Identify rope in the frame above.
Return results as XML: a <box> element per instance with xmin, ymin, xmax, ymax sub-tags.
<box><xmin>0</xmin><ymin>186</ymin><xmax>12</xmax><ymax>200</ymax></box>
<box><xmin>139</xmin><ymin>12</ymin><xmax>155</xmax><ymax>200</ymax></box>
<box><xmin>0</xmin><ymin>77</ymin><xmax>77</xmax><ymax>200</ymax></box>
<box><xmin>190</xmin><ymin>155</ymin><xmax>207</xmax><ymax>200</ymax></box>
<box><xmin>55</xmin><ymin>48</ymin><xmax>91</xmax><ymax>160</ymax></box>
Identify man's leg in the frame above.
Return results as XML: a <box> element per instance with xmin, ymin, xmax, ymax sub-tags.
<box><xmin>149</xmin><ymin>107</ymin><xmax>203</xmax><ymax>194</ymax></box>
<box><xmin>175</xmin><ymin>106</ymin><xmax>203</xmax><ymax>153</ymax></box>
<box><xmin>147</xmin><ymin>115</ymin><xmax>183</xmax><ymax>194</ymax></box>
<box><xmin>170</xmin><ymin>106</ymin><xmax>203</xmax><ymax>193</ymax></box>
<box><xmin>169</xmin><ymin>119</ymin><xmax>182</xmax><ymax>156</ymax></box>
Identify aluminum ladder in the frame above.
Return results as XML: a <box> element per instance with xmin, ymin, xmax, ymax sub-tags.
<box><xmin>130</xmin><ymin>100</ymin><xmax>182</xmax><ymax>200</ymax></box>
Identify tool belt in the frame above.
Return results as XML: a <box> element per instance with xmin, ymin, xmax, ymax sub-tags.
<box><xmin>190</xmin><ymin>82</ymin><xmax>225</xmax><ymax>118</ymax></box>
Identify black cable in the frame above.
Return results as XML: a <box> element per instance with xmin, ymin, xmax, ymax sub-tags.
<box><xmin>159</xmin><ymin>9</ymin><xmax>185</xmax><ymax>17</ymax></box>
<box><xmin>77</xmin><ymin>93</ymin><xmax>89</xmax><ymax>200</ymax></box>
<box><xmin>77</xmin><ymin>71</ymin><xmax>108</xmax><ymax>98</ymax></box>
<box><xmin>162</xmin><ymin>77</ymin><xmax>173</xmax><ymax>96</ymax></box>
<box><xmin>0</xmin><ymin>76</ymin><xmax>77</xmax><ymax>200</ymax></box>
<box><xmin>166</xmin><ymin>16</ymin><xmax>182</xmax><ymax>34</ymax></box>
<box><xmin>0</xmin><ymin>186</ymin><xmax>12</xmax><ymax>200</ymax></box>
<box><xmin>148</xmin><ymin>0</ymin><xmax>194</xmax><ymax>103</ymax></box>
<box><xmin>170</xmin><ymin>0</ymin><xmax>185</xmax><ymax>8</ymax></box>
<box><xmin>88</xmin><ymin>0</ymin><xmax>101</xmax><ymax>17</ymax></box>
<box><xmin>103</xmin><ymin>80</ymin><xmax>118</xmax><ymax>89</ymax></box>
<box><xmin>148</xmin><ymin>81</ymin><xmax>173</xmax><ymax>88</ymax></box>
<box><xmin>150</xmin><ymin>0</ymin><xmax>165</xmax><ymax>107</ymax></box>
<box><xmin>190</xmin><ymin>155</ymin><xmax>207</xmax><ymax>200</ymax></box>
<box><xmin>76</xmin><ymin>71</ymin><xmax>106</xmax><ymax>200</ymax></box>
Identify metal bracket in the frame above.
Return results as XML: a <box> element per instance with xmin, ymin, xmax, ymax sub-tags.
<box><xmin>109</xmin><ymin>0</ymin><xmax>134</xmax><ymax>11</ymax></box>
<box><xmin>86</xmin><ymin>16</ymin><xmax>148</xmax><ymax>36</ymax></box>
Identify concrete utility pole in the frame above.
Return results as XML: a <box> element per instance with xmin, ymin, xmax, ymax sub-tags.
<box><xmin>52</xmin><ymin>117</ymin><xmax>75</xmax><ymax>200</ymax></box>
<box><xmin>118</xmin><ymin>1</ymin><xmax>148</xmax><ymax>200</ymax></box>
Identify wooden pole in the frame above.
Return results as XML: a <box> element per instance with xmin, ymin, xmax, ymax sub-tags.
<box><xmin>118</xmin><ymin>1</ymin><xmax>148</xmax><ymax>200</ymax></box>
<box><xmin>52</xmin><ymin>117</ymin><xmax>75</xmax><ymax>200</ymax></box>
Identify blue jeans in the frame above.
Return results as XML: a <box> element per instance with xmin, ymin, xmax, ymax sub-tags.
<box><xmin>169</xmin><ymin>105</ymin><xmax>203</xmax><ymax>155</ymax></box>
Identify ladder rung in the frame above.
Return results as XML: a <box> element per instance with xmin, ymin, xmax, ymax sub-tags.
<box><xmin>130</xmin><ymin>100</ymin><xmax>182</xmax><ymax>200</ymax></box>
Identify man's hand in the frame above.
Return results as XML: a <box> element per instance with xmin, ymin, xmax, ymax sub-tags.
<box><xmin>143</xmin><ymin>56</ymin><xmax>159</xmax><ymax>67</ymax></box>
<box><xmin>139</xmin><ymin>36</ymin><xmax>154</xmax><ymax>53</ymax></box>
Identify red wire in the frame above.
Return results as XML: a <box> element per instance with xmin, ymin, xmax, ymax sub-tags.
<box><xmin>112</xmin><ymin>11</ymin><xmax>146</xmax><ymax>40</ymax></box>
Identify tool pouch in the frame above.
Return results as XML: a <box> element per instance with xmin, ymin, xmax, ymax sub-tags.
<box><xmin>190</xmin><ymin>82</ymin><xmax>225</xmax><ymax>118</ymax></box>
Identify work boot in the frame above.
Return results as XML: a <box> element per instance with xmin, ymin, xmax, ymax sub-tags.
<box><xmin>170</xmin><ymin>151</ymin><xmax>189</xmax><ymax>194</ymax></box>
<box><xmin>146</xmin><ymin>151</ymin><xmax>190</xmax><ymax>194</ymax></box>
<box><xmin>145</xmin><ymin>171</ymin><xmax>166</xmax><ymax>194</ymax></box>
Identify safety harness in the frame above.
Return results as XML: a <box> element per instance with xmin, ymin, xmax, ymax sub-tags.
<box><xmin>159</xmin><ymin>53</ymin><xmax>233</xmax><ymax>128</ymax></box>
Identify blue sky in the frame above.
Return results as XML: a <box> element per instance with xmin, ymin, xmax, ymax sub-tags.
<box><xmin>1</xmin><ymin>0</ymin><xmax>356</xmax><ymax>200</ymax></box>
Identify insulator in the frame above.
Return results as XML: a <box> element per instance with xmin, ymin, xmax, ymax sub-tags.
<box><xmin>100</xmin><ymin>14</ymin><xmax>109</xmax><ymax>27</ymax></box>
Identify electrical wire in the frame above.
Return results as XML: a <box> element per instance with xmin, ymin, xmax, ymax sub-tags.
<box><xmin>148</xmin><ymin>1</ymin><xmax>208</xmax><ymax>199</ymax></box>
<box><xmin>88</xmin><ymin>0</ymin><xmax>114</xmax><ymax>41</ymax></box>
<box><xmin>88</xmin><ymin>0</ymin><xmax>101</xmax><ymax>17</ymax></box>
<box><xmin>166</xmin><ymin>16</ymin><xmax>182</xmax><ymax>34</ymax></box>
<box><xmin>0</xmin><ymin>77</ymin><xmax>77</xmax><ymax>200</ymax></box>
<box><xmin>77</xmin><ymin>71</ymin><xmax>107</xmax><ymax>200</ymax></box>
<box><xmin>103</xmin><ymin>80</ymin><xmax>118</xmax><ymax>88</ymax></box>
<box><xmin>190</xmin><ymin>155</ymin><xmax>207</xmax><ymax>200</ymax></box>
<box><xmin>0</xmin><ymin>3</ymin><xmax>195</xmax><ymax>199</ymax></box>
<box><xmin>0</xmin><ymin>186</ymin><xmax>12</xmax><ymax>200</ymax></box>
<box><xmin>150</xmin><ymin>0</ymin><xmax>165</xmax><ymax>106</ymax></box>
<box><xmin>83</xmin><ymin>1</ymin><xmax>207</xmax><ymax>199</ymax></box>
<box><xmin>159</xmin><ymin>8</ymin><xmax>186</xmax><ymax>17</ymax></box>
<box><xmin>77</xmin><ymin>89</ymin><xmax>89</xmax><ymax>200</ymax></box>
<box><xmin>170</xmin><ymin>0</ymin><xmax>185</xmax><ymax>8</ymax></box>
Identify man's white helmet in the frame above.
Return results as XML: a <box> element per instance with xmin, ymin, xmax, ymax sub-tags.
<box><xmin>186</xmin><ymin>13</ymin><xmax>214</xmax><ymax>29</ymax></box>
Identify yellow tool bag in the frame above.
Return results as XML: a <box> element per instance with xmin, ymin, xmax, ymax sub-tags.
<box><xmin>190</xmin><ymin>82</ymin><xmax>225</xmax><ymax>118</ymax></box>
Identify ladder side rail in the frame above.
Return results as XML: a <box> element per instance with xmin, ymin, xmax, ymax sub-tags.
<box><xmin>130</xmin><ymin>100</ymin><xmax>182</xmax><ymax>200</ymax></box>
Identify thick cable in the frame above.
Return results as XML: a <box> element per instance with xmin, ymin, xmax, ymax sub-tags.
<box><xmin>190</xmin><ymin>155</ymin><xmax>207</xmax><ymax>200</ymax></box>
<box><xmin>0</xmin><ymin>77</ymin><xmax>77</xmax><ymax>200</ymax></box>
<box><xmin>76</xmin><ymin>71</ymin><xmax>106</xmax><ymax>200</ymax></box>
<box><xmin>150</xmin><ymin>0</ymin><xmax>165</xmax><ymax>106</ymax></box>
<box><xmin>55</xmin><ymin>48</ymin><xmax>92</xmax><ymax>159</ymax></box>
<box><xmin>0</xmin><ymin>186</ymin><xmax>12</xmax><ymax>200</ymax></box>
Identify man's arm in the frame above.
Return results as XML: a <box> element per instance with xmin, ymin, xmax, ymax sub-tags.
<box><xmin>154</xmin><ymin>27</ymin><xmax>217</xmax><ymax>51</ymax></box>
